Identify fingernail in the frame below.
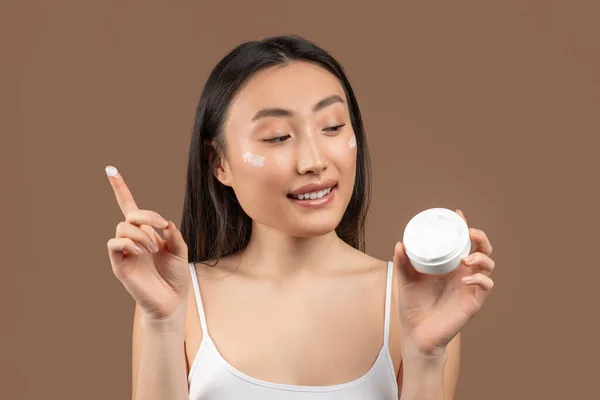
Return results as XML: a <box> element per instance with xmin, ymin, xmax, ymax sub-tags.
<box><xmin>134</xmin><ymin>245</ymin><xmax>143</xmax><ymax>255</ymax></box>
<box><xmin>150</xmin><ymin>241</ymin><xmax>159</xmax><ymax>252</ymax></box>
<box><xmin>159</xmin><ymin>219</ymin><xmax>169</xmax><ymax>228</ymax></box>
<box><xmin>463</xmin><ymin>255</ymin><xmax>475</xmax><ymax>264</ymax></box>
<box><xmin>462</xmin><ymin>276</ymin><xmax>474</xmax><ymax>283</ymax></box>
<box><xmin>105</xmin><ymin>166</ymin><xmax>118</xmax><ymax>177</ymax></box>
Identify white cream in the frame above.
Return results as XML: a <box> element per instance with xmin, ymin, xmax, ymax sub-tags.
<box><xmin>242</xmin><ymin>152</ymin><xmax>265</xmax><ymax>167</ymax></box>
<box><xmin>105</xmin><ymin>166</ymin><xmax>119</xmax><ymax>177</ymax></box>
<box><xmin>349</xmin><ymin>135</ymin><xmax>357</xmax><ymax>149</ymax></box>
<box><xmin>403</xmin><ymin>208</ymin><xmax>471</xmax><ymax>275</ymax></box>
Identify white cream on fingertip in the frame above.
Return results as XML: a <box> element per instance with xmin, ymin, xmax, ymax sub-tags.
<box><xmin>349</xmin><ymin>135</ymin><xmax>357</xmax><ymax>149</ymax></box>
<box><xmin>105</xmin><ymin>166</ymin><xmax>118</xmax><ymax>177</ymax></box>
<box><xmin>242</xmin><ymin>152</ymin><xmax>266</xmax><ymax>167</ymax></box>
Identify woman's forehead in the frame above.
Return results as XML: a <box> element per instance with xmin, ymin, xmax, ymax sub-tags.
<box><xmin>230</xmin><ymin>62</ymin><xmax>347</xmax><ymax>119</ymax></box>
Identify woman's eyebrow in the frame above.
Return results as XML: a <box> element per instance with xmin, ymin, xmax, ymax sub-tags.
<box><xmin>250</xmin><ymin>95</ymin><xmax>345</xmax><ymax>122</ymax></box>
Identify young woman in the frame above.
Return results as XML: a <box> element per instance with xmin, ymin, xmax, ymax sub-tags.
<box><xmin>106</xmin><ymin>35</ymin><xmax>495</xmax><ymax>400</ymax></box>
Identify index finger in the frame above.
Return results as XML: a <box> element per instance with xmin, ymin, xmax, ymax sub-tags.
<box><xmin>105</xmin><ymin>165</ymin><xmax>139</xmax><ymax>216</ymax></box>
<box><xmin>456</xmin><ymin>209</ymin><xmax>493</xmax><ymax>255</ymax></box>
<box><xmin>469</xmin><ymin>228</ymin><xmax>493</xmax><ymax>256</ymax></box>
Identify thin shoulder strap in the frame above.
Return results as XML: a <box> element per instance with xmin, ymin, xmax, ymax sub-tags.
<box><xmin>383</xmin><ymin>261</ymin><xmax>394</xmax><ymax>346</ymax></box>
<box><xmin>188</xmin><ymin>262</ymin><xmax>209</xmax><ymax>336</ymax></box>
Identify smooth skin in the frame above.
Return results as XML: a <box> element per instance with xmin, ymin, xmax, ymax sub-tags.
<box><xmin>107</xmin><ymin>62</ymin><xmax>495</xmax><ymax>399</ymax></box>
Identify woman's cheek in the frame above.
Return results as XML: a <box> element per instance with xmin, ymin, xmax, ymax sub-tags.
<box><xmin>237</xmin><ymin>149</ymin><xmax>288</xmax><ymax>186</ymax></box>
<box><xmin>334</xmin><ymin>133</ymin><xmax>358</xmax><ymax>183</ymax></box>
<box><xmin>348</xmin><ymin>134</ymin><xmax>357</xmax><ymax>149</ymax></box>
<box><xmin>328</xmin><ymin>132</ymin><xmax>357</xmax><ymax>163</ymax></box>
<box><xmin>231</xmin><ymin>153</ymin><xmax>281</xmax><ymax>210</ymax></box>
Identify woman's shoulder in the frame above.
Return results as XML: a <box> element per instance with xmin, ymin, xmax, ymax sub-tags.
<box><xmin>336</xmin><ymin>240</ymin><xmax>390</xmax><ymax>275</ymax></box>
<box><xmin>190</xmin><ymin>254</ymin><xmax>241</xmax><ymax>281</ymax></box>
<box><xmin>336</xmin><ymin>256</ymin><xmax>390</xmax><ymax>296</ymax></box>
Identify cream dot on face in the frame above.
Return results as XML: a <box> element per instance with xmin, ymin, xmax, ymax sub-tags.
<box><xmin>242</xmin><ymin>151</ymin><xmax>266</xmax><ymax>167</ymax></box>
<box><xmin>349</xmin><ymin>135</ymin><xmax>357</xmax><ymax>149</ymax></box>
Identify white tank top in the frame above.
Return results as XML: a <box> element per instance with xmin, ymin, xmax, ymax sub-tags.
<box><xmin>187</xmin><ymin>261</ymin><xmax>399</xmax><ymax>399</ymax></box>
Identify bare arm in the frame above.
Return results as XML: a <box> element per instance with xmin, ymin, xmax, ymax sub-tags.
<box><xmin>132</xmin><ymin>303</ymin><xmax>141</xmax><ymax>400</ymax></box>
<box><xmin>443</xmin><ymin>333</ymin><xmax>461</xmax><ymax>399</ymax></box>
<box><xmin>104</xmin><ymin>168</ymin><xmax>191</xmax><ymax>400</ymax></box>
<box><xmin>397</xmin><ymin>333</ymin><xmax>461</xmax><ymax>400</ymax></box>
<box><xmin>131</xmin><ymin>301</ymin><xmax>189</xmax><ymax>400</ymax></box>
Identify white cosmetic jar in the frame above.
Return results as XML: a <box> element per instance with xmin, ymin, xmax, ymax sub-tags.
<box><xmin>402</xmin><ymin>208</ymin><xmax>471</xmax><ymax>275</ymax></box>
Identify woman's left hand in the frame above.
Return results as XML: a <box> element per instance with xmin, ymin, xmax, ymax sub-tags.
<box><xmin>393</xmin><ymin>210</ymin><xmax>495</xmax><ymax>356</ymax></box>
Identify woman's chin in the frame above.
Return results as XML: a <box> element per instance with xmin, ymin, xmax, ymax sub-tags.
<box><xmin>250</xmin><ymin>207</ymin><xmax>346</xmax><ymax>239</ymax></box>
<box><xmin>287</xmin><ymin>219</ymin><xmax>342</xmax><ymax>238</ymax></box>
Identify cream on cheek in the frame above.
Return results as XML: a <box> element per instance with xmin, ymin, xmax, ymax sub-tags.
<box><xmin>242</xmin><ymin>151</ymin><xmax>266</xmax><ymax>167</ymax></box>
<box><xmin>349</xmin><ymin>134</ymin><xmax>357</xmax><ymax>149</ymax></box>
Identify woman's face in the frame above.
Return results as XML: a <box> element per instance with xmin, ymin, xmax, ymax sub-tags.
<box><xmin>216</xmin><ymin>61</ymin><xmax>357</xmax><ymax>238</ymax></box>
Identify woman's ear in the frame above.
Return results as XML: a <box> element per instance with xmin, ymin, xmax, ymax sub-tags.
<box><xmin>214</xmin><ymin>157</ymin><xmax>232</xmax><ymax>187</ymax></box>
<box><xmin>204</xmin><ymin>139</ymin><xmax>233</xmax><ymax>187</ymax></box>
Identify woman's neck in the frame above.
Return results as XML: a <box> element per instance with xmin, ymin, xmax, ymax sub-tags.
<box><xmin>239</xmin><ymin>223</ymin><xmax>342</xmax><ymax>278</ymax></box>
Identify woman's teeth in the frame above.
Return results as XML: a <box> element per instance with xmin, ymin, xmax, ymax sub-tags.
<box><xmin>291</xmin><ymin>187</ymin><xmax>333</xmax><ymax>200</ymax></box>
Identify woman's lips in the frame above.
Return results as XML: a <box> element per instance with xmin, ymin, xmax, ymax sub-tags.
<box><xmin>288</xmin><ymin>185</ymin><xmax>337</xmax><ymax>208</ymax></box>
<box><xmin>288</xmin><ymin>179</ymin><xmax>338</xmax><ymax>196</ymax></box>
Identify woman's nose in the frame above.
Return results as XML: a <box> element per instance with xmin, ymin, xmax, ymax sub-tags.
<box><xmin>296</xmin><ymin>134</ymin><xmax>328</xmax><ymax>175</ymax></box>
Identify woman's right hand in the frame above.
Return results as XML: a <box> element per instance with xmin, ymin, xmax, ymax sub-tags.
<box><xmin>105</xmin><ymin>166</ymin><xmax>189</xmax><ymax>322</ymax></box>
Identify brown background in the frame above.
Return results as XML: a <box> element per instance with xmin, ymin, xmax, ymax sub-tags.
<box><xmin>2</xmin><ymin>1</ymin><xmax>599</xmax><ymax>399</ymax></box>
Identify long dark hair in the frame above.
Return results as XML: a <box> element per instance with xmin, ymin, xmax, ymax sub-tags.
<box><xmin>180</xmin><ymin>35</ymin><xmax>372</xmax><ymax>264</ymax></box>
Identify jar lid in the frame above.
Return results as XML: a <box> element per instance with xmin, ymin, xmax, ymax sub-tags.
<box><xmin>403</xmin><ymin>208</ymin><xmax>469</xmax><ymax>263</ymax></box>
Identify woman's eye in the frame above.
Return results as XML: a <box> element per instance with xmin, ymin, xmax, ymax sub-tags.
<box><xmin>263</xmin><ymin>135</ymin><xmax>290</xmax><ymax>143</ymax></box>
<box><xmin>323</xmin><ymin>123</ymin><xmax>346</xmax><ymax>133</ymax></box>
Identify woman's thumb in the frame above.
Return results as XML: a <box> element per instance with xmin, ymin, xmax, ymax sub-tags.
<box><xmin>393</xmin><ymin>241</ymin><xmax>419</xmax><ymax>280</ymax></box>
<box><xmin>162</xmin><ymin>221</ymin><xmax>188</xmax><ymax>258</ymax></box>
